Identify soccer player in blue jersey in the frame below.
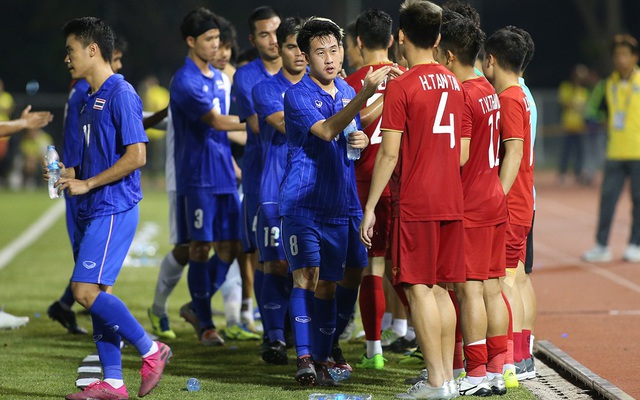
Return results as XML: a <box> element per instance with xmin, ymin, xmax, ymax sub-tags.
<box><xmin>280</xmin><ymin>17</ymin><xmax>389</xmax><ymax>386</ymax></box>
<box><xmin>55</xmin><ymin>17</ymin><xmax>170</xmax><ymax>399</ymax></box>
<box><xmin>170</xmin><ymin>8</ymin><xmax>246</xmax><ymax>346</ymax></box>
<box><xmin>252</xmin><ymin>16</ymin><xmax>306</xmax><ymax>365</ymax></box>
<box><xmin>234</xmin><ymin>7</ymin><xmax>282</xmax><ymax>332</ymax></box>
<box><xmin>48</xmin><ymin>36</ymin><xmax>128</xmax><ymax>336</ymax></box>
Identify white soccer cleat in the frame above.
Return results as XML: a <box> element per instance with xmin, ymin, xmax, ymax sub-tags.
<box><xmin>623</xmin><ymin>244</ymin><xmax>640</xmax><ymax>262</ymax></box>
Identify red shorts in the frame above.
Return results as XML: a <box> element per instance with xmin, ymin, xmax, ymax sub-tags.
<box><xmin>464</xmin><ymin>223</ymin><xmax>506</xmax><ymax>280</ymax></box>
<box><xmin>358</xmin><ymin>182</ymin><xmax>391</xmax><ymax>259</ymax></box>
<box><xmin>391</xmin><ymin>219</ymin><xmax>465</xmax><ymax>286</ymax></box>
<box><xmin>505</xmin><ymin>222</ymin><xmax>530</xmax><ymax>269</ymax></box>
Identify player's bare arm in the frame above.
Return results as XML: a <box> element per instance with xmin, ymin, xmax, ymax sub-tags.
<box><xmin>265</xmin><ymin>111</ymin><xmax>286</xmax><ymax>134</ymax></box>
<box><xmin>57</xmin><ymin>142</ymin><xmax>146</xmax><ymax>196</ymax></box>
<box><xmin>247</xmin><ymin>114</ymin><xmax>260</xmax><ymax>134</ymax></box>
<box><xmin>360</xmin><ymin>129</ymin><xmax>401</xmax><ymax>248</ymax></box>
<box><xmin>201</xmin><ymin>109</ymin><xmax>247</xmax><ymax>132</ymax></box>
<box><xmin>460</xmin><ymin>137</ymin><xmax>470</xmax><ymax>166</ymax></box>
<box><xmin>142</xmin><ymin>107</ymin><xmax>168</xmax><ymax>130</ymax></box>
<box><xmin>311</xmin><ymin>66</ymin><xmax>390</xmax><ymax>141</ymax></box>
<box><xmin>359</xmin><ymin>95</ymin><xmax>384</xmax><ymax>129</ymax></box>
<box><xmin>0</xmin><ymin>105</ymin><xmax>53</xmax><ymax>137</ymax></box>
<box><xmin>227</xmin><ymin>130</ymin><xmax>247</xmax><ymax>145</ymax></box>
<box><xmin>499</xmin><ymin>138</ymin><xmax>523</xmax><ymax>195</ymax></box>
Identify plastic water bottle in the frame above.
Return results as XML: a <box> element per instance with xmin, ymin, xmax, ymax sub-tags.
<box><xmin>328</xmin><ymin>366</ymin><xmax>352</xmax><ymax>382</ymax></box>
<box><xmin>308</xmin><ymin>394</ymin><xmax>372</xmax><ymax>400</ymax></box>
<box><xmin>45</xmin><ymin>145</ymin><xmax>61</xmax><ymax>199</ymax></box>
<box><xmin>344</xmin><ymin>119</ymin><xmax>361</xmax><ymax>161</ymax></box>
<box><xmin>186</xmin><ymin>377</ymin><xmax>200</xmax><ymax>392</ymax></box>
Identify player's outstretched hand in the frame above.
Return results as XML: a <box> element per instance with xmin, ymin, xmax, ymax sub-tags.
<box><xmin>21</xmin><ymin>105</ymin><xmax>53</xmax><ymax>130</ymax></box>
<box><xmin>359</xmin><ymin>209</ymin><xmax>376</xmax><ymax>249</ymax></box>
<box><xmin>362</xmin><ymin>66</ymin><xmax>391</xmax><ymax>97</ymax></box>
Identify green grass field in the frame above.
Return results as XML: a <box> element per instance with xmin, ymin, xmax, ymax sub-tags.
<box><xmin>0</xmin><ymin>188</ymin><xmax>535</xmax><ymax>399</ymax></box>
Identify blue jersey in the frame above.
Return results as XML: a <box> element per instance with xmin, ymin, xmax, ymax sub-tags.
<box><xmin>279</xmin><ymin>75</ymin><xmax>355</xmax><ymax>224</ymax></box>
<box><xmin>63</xmin><ymin>79</ymin><xmax>90</xmax><ymax>168</ymax></box>
<box><xmin>76</xmin><ymin>74</ymin><xmax>148</xmax><ymax>221</ymax></box>
<box><xmin>169</xmin><ymin>57</ymin><xmax>236</xmax><ymax>196</ymax></box>
<box><xmin>348</xmin><ymin>161</ymin><xmax>362</xmax><ymax>217</ymax></box>
<box><xmin>253</xmin><ymin>70</ymin><xmax>292</xmax><ymax>205</ymax></box>
<box><xmin>234</xmin><ymin>58</ymin><xmax>274</xmax><ymax>195</ymax></box>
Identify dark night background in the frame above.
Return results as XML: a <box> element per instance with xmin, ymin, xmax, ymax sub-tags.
<box><xmin>1</xmin><ymin>0</ymin><xmax>639</xmax><ymax>157</ymax></box>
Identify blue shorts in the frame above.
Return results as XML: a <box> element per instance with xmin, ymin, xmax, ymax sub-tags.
<box><xmin>72</xmin><ymin>205</ymin><xmax>139</xmax><ymax>286</ymax></box>
<box><xmin>241</xmin><ymin>193</ymin><xmax>259</xmax><ymax>252</ymax></box>
<box><xmin>347</xmin><ymin>215</ymin><xmax>368</xmax><ymax>268</ymax></box>
<box><xmin>281</xmin><ymin>215</ymin><xmax>348</xmax><ymax>282</ymax></box>
<box><xmin>256</xmin><ymin>203</ymin><xmax>286</xmax><ymax>263</ymax></box>
<box><xmin>177</xmin><ymin>192</ymin><xmax>241</xmax><ymax>243</ymax></box>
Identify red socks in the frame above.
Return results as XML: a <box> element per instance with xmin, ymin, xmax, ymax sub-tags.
<box><xmin>359</xmin><ymin>275</ymin><xmax>385</xmax><ymax>341</ymax></box>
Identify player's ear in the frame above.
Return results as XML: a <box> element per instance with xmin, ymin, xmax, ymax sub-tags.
<box><xmin>186</xmin><ymin>36</ymin><xmax>196</xmax><ymax>49</ymax></box>
<box><xmin>387</xmin><ymin>35</ymin><xmax>394</xmax><ymax>50</ymax></box>
<box><xmin>357</xmin><ymin>36</ymin><xmax>363</xmax><ymax>50</ymax></box>
<box><xmin>302</xmin><ymin>52</ymin><xmax>309</xmax><ymax>64</ymax></box>
<box><xmin>398</xmin><ymin>29</ymin><xmax>405</xmax><ymax>45</ymax></box>
<box><xmin>434</xmin><ymin>33</ymin><xmax>441</xmax><ymax>48</ymax></box>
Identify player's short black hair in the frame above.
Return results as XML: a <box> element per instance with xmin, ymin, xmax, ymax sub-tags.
<box><xmin>484</xmin><ymin>27</ymin><xmax>528</xmax><ymax>74</ymax></box>
<box><xmin>443</xmin><ymin>0</ymin><xmax>481</xmax><ymax>27</ymax></box>
<box><xmin>355</xmin><ymin>9</ymin><xmax>393</xmax><ymax>51</ymax></box>
<box><xmin>63</xmin><ymin>17</ymin><xmax>114</xmax><ymax>63</ymax></box>
<box><xmin>248</xmin><ymin>6</ymin><xmax>280</xmax><ymax>36</ymax></box>
<box><xmin>217</xmin><ymin>15</ymin><xmax>239</xmax><ymax>63</ymax></box>
<box><xmin>180</xmin><ymin>7</ymin><xmax>218</xmax><ymax>41</ymax></box>
<box><xmin>237</xmin><ymin>47</ymin><xmax>259</xmax><ymax>65</ymax></box>
<box><xmin>297</xmin><ymin>17</ymin><xmax>343</xmax><ymax>55</ymax></box>
<box><xmin>114</xmin><ymin>34</ymin><xmax>128</xmax><ymax>53</ymax></box>
<box><xmin>439</xmin><ymin>11</ymin><xmax>485</xmax><ymax>67</ymax></box>
<box><xmin>504</xmin><ymin>25</ymin><xmax>534</xmax><ymax>71</ymax></box>
<box><xmin>399</xmin><ymin>0</ymin><xmax>442</xmax><ymax>49</ymax></box>
<box><xmin>276</xmin><ymin>17</ymin><xmax>305</xmax><ymax>47</ymax></box>
<box><xmin>345</xmin><ymin>20</ymin><xmax>357</xmax><ymax>42</ymax></box>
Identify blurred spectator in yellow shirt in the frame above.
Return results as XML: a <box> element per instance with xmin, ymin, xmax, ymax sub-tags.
<box><xmin>558</xmin><ymin>64</ymin><xmax>590</xmax><ymax>185</ymax></box>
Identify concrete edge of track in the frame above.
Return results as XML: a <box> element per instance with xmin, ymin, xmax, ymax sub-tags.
<box><xmin>536</xmin><ymin>340</ymin><xmax>635</xmax><ymax>400</ymax></box>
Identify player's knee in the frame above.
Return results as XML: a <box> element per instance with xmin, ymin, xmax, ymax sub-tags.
<box><xmin>70</xmin><ymin>282</ymin><xmax>100</xmax><ymax>309</ymax></box>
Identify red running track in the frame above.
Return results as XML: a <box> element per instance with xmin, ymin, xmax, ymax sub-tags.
<box><xmin>532</xmin><ymin>171</ymin><xmax>640</xmax><ymax>398</ymax></box>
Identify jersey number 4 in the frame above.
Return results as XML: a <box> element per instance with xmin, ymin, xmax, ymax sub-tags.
<box><xmin>433</xmin><ymin>92</ymin><xmax>455</xmax><ymax>148</ymax></box>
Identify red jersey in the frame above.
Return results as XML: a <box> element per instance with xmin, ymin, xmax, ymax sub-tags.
<box><xmin>381</xmin><ymin>63</ymin><xmax>464</xmax><ymax>221</ymax></box>
<box><xmin>461</xmin><ymin>77</ymin><xmax>508</xmax><ymax>228</ymax></box>
<box><xmin>498</xmin><ymin>85</ymin><xmax>534</xmax><ymax>227</ymax></box>
<box><xmin>345</xmin><ymin>63</ymin><xmax>406</xmax><ymax>197</ymax></box>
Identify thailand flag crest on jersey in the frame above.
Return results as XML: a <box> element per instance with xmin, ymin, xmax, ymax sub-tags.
<box><xmin>93</xmin><ymin>98</ymin><xmax>106</xmax><ymax>110</ymax></box>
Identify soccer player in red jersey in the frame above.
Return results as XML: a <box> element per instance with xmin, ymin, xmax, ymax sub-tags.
<box><xmin>482</xmin><ymin>27</ymin><xmax>534</xmax><ymax>383</ymax></box>
<box><xmin>360</xmin><ymin>1</ymin><xmax>465</xmax><ymax>397</ymax></box>
<box><xmin>344</xmin><ymin>8</ymin><xmax>406</xmax><ymax>371</ymax></box>
<box><xmin>436</xmin><ymin>12</ymin><xmax>509</xmax><ymax>396</ymax></box>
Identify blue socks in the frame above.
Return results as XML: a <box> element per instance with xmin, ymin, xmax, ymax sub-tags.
<box><xmin>92</xmin><ymin>313</ymin><xmax>122</xmax><ymax>380</ymax></box>
<box><xmin>90</xmin><ymin>291</ymin><xmax>152</xmax><ymax>356</ymax></box>
<box><xmin>209</xmin><ymin>254</ymin><xmax>233</xmax><ymax>293</ymax></box>
<box><xmin>334</xmin><ymin>284</ymin><xmax>358</xmax><ymax>339</ymax></box>
<box><xmin>311</xmin><ymin>296</ymin><xmax>336</xmax><ymax>363</ymax></box>
<box><xmin>261</xmin><ymin>273</ymin><xmax>291</xmax><ymax>343</ymax></box>
<box><xmin>187</xmin><ymin>260</ymin><xmax>213</xmax><ymax>330</ymax></box>
<box><xmin>290</xmin><ymin>287</ymin><xmax>314</xmax><ymax>357</ymax></box>
<box><xmin>60</xmin><ymin>282</ymin><xmax>75</xmax><ymax>308</ymax></box>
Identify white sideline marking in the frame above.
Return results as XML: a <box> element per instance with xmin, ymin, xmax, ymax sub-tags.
<box><xmin>0</xmin><ymin>201</ymin><xmax>65</xmax><ymax>271</ymax></box>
